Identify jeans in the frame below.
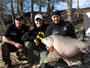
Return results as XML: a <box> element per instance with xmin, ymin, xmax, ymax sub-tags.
<box><xmin>24</xmin><ymin>41</ymin><xmax>48</xmax><ymax>64</ymax></box>
<box><xmin>1</xmin><ymin>42</ymin><xmax>26</xmax><ymax>64</ymax></box>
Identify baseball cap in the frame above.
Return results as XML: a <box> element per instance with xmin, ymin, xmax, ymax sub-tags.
<box><xmin>15</xmin><ymin>15</ymin><xmax>23</xmax><ymax>20</ymax></box>
<box><xmin>50</xmin><ymin>9</ymin><xmax>60</xmax><ymax>17</ymax></box>
<box><xmin>35</xmin><ymin>14</ymin><xmax>43</xmax><ymax>21</ymax></box>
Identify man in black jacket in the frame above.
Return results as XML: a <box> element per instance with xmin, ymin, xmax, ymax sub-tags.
<box><xmin>22</xmin><ymin>14</ymin><xmax>49</xmax><ymax>66</ymax></box>
<box><xmin>45</xmin><ymin>9</ymin><xmax>83</xmax><ymax>66</ymax></box>
<box><xmin>45</xmin><ymin>10</ymin><xmax>77</xmax><ymax>38</ymax></box>
<box><xmin>45</xmin><ymin>9</ymin><xmax>77</xmax><ymax>51</ymax></box>
<box><xmin>1</xmin><ymin>15</ymin><xmax>33</xmax><ymax>68</ymax></box>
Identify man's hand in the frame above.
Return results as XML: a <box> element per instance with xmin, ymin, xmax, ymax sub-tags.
<box><xmin>46</xmin><ymin>46</ymin><xmax>54</xmax><ymax>52</ymax></box>
<box><xmin>29</xmin><ymin>25</ymin><xmax>34</xmax><ymax>31</ymax></box>
<box><xmin>34</xmin><ymin>39</ymin><xmax>39</xmax><ymax>46</ymax></box>
<box><xmin>14</xmin><ymin>43</ymin><xmax>23</xmax><ymax>49</ymax></box>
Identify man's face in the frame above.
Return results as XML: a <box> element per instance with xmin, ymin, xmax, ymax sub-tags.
<box><xmin>51</xmin><ymin>15</ymin><xmax>60</xmax><ymax>24</ymax></box>
<box><xmin>15</xmin><ymin>19</ymin><xmax>24</xmax><ymax>29</ymax></box>
<box><xmin>35</xmin><ymin>18</ymin><xmax>43</xmax><ymax>28</ymax></box>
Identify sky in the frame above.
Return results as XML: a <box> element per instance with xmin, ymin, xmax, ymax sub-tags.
<box><xmin>55</xmin><ymin>0</ymin><xmax>89</xmax><ymax>10</ymax></box>
<box><xmin>34</xmin><ymin>0</ymin><xmax>90</xmax><ymax>12</ymax></box>
<box><xmin>6</xmin><ymin>0</ymin><xmax>90</xmax><ymax>13</ymax></box>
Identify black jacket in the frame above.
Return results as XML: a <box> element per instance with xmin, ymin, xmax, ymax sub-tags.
<box><xmin>4</xmin><ymin>24</ymin><xmax>29</xmax><ymax>45</ymax></box>
<box><xmin>45</xmin><ymin>20</ymin><xmax>77</xmax><ymax>38</ymax></box>
<box><xmin>22</xmin><ymin>23</ymin><xmax>49</xmax><ymax>49</ymax></box>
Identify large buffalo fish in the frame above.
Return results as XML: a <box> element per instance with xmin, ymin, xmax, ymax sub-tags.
<box><xmin>41</xmin><ymin>35</ymin><xmax>88</xmax><ymax>58</ymax></box>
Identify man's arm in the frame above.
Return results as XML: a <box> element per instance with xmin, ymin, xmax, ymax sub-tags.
<box><xmin>45</xmin><ymin>24</ymin><xmax>53</xmax><ymax>37</ymax></box>
<box><xmin>2</xmin><ymin>36</ymin><xmax>16</xmax><ymax>45</ymax></box>
<box><xmin>22</xmin><ymin>31</ymin><xmax>35</xmax><ymax>41</ymax></box>
<box><xmin>66</xmin><ymin>22</ymin><xmax>77</xmax><ymax>38</ymax></box>
<box><xmin>2</xmin><ymin>36</ymin><xmax>22</xmax><ymax>48</ymax></box>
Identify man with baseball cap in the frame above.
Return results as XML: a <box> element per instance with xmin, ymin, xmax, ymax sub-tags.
<box><xmin>1</xmin><ymin>14</ymin><xmax>34</xmax><ymax>68</ymax></box>
<box><xmin>35</xmin><ymin>14</ymin><xmax>43</xmax><ymax>21</ymax></box>
<box><xmin>22</xmin><ymin>14</ymin><xmax>49</xmax><ymax>66</ymax></box>
<box><xmin>15</xmin><ymin>15</ymin><xmax>24</xmax><ymax>20</ymax></box>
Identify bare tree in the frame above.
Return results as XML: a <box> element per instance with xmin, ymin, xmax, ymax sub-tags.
<box><xmin>30</xmin><ymin>0</ymin><xmax>34</xmax><ymax>24</ymax></box>
<box><xmin>10</xmin><ymin>0</ymin><xmax>15</xmax><ymax>24</ymax></box>
<box><xmin>17</xmin><ymin>0</ymin><xmax>24</xmax><ymax>16</ymax></box>
<box><xmin>0</xmin><ymin>14</ymin><xmax>6</xmax><ymax>27</ymax></box>
<box><xmin>47</xmin><ymin>0</ymin><xmax>51</xmax><ymax>13</ymax></box>
<box><xmin>77</xmin><ymin>0</ymin><xmax>80</xmax><ymax>18</ymax></box>
<box><xmin>67</xmin><ymin>0</ymin><xmax>73</xmax><ymax>24</ymax></box>
<box><xmin>50</xmin><ymin>3</ymin><xmax>54</xmax><ymax>11</ymax></box>
<box><xmin>77</xmin><ymin>0</ymin><xmax>82</xmax><ymax>18</ymax></box>
<box><xmin>19</xmin><ymin>0</ymin><xmax>23</xmax><ymax>16</ymax></box>
<box><xmin>0</xmin><ymin>0</ymin><xmax>7</xmax><ymax>27</ymax></box>
<box><xmin>17</xmin><ymin>0</ymin><xmax>20</xmax><ymax>14</ymax></box>
<box><xmin>39</xmin><ymin>0</ymin><xmax>41</xmax><ymax>13</ymax></box>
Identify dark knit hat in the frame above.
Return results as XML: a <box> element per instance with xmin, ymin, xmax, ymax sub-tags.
<box><xmin>50</xmin><ymin>9</ymin><xmax>60</xmax><ymax>17</ymax></box>
<box><xmin>15</xmin><ymin>15</ymin><xmax>23</xmax><ymax>20</ymax></box>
